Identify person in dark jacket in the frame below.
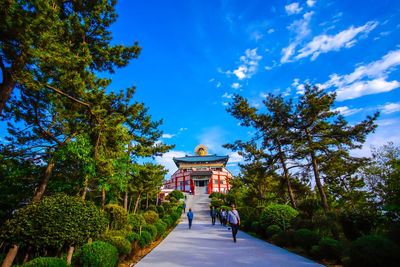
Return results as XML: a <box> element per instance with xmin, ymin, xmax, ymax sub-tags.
<box><xmin>210</xmin><ymin>206</ymin><xmax>217</xmax><ymax>225</ymax></box>
<box><xmin>183</xmin><ymin>202</ymin><xmax>187</xmax><ymax>213</ymax></box>
<box><xmin>187</xmin><ymin>208</ymin><xmax>193</xmax><ymax>229</ymax></box>
<box><xmin>227</xmin><ymin>204</ymin><xmax>240</xmax><ymax>242</ymax></box>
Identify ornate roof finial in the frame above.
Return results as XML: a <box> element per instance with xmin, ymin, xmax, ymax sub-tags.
<box><xmin>195</xmin><ymin>144</ymin><xmax>208</xmax><ymax>156</ymax></box>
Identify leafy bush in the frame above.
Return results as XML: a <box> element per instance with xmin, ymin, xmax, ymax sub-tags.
<box><xmin>104</xmin><ymin>204</ymin><xmax>128</xmax><ymax>230</ymax></box>
<box><xmin>162</xmin><ymin>202</ymin><xmax>178</xmax><ymax>213</ymax></box>
<box><xmin>167</xmin><ymin>190</ymin><xmax>185</xmax><ymax>200</ymax></box>
<box><xmin>210</xmin><ymin>198</ymin><xmax>224</xmax><ymax>209</ymax></box>
<box><xmin>2</xmin><ymin>193</ymin><xmax>107</xmax><ymax>251</ymax></box>
<box><xmin>78</xmin><ymin>241</ymin><xmax>118</xmax><ymax>267</ymax></box>
<box><xmin>103</xmin><ymin>235</ymin><xmax>131</xmax><ymax>256</ymax></box>
<box><xmin>170</xmin><ymin>211</ymin><xmax>181</xmax><ymax>222</ymax></box>
<box><xmin>156</xmin><ymin>205</ymin><xmax>165</xmax><ymax>219</ymax></box>
<box><xmin>163</xmin><ymin>217</ymin><xmax>173</xmax><ymax>228</ymax></box>
<box><xmin>271</xmin><ymin>231</ymin><xmax>294</xmax><ymax>247</ymax></box>
<box><xmin>24</xmin><ymin>257</ymin><xmax>69</xmax><ymax>267</ymax></box>
<box><xmin>310</xmin><ymin>245</ymin><xmax>322</xmax><ymax>260</ymax></box>
<box><xmin>298</xmin><ymin>198</ymin><xmax>320</xmax><ymax>219</ymax></box>
<box><xmin>128</xmin><ymin>214</ymin><xmax>146</xmax><ymax>232</ymax></box>
<box><xmin>168</xmin><ymin>196</ymin><xmax>178</xmax><ymax>203</ymax></box>
<box><xmin>139</xmin><ymin>231</ymin><xmax>152</xmax><ymax>248</ymax></box>
<box><xmin>251</xmin><ymin>221</ymin><xmax>261</xmax><ymax>234</ymax></box>
<box><xmin>294</xmin><ymin>229</ymin><xmax>320</xmax><ymax>251</ymax></box>
<box><xmin>143</xmin><ymin>224</ymin><xmax>157</xmax><ymax>240</ymax></box>
<box><xmin>146</xmin><ymin>205</ymin><xmax>157</xmax><ymax>212</ymax></box>
<box><xmin>260</xmin><ymin>204</ymin><xmax>298</xmax><ymax>231</ymax></box>
<box><xmin>348</xmin><ymin>235</ymin><xmax>400</xmax><ymax>267</ymax></box>
<box><xmin>339</xmin><ymin>209</ymin><xmax>378</xmax><ymax>241</ymax></box>
<box><xmin>237</xmin><ymin>206</ymin><xmax>258</xmax><ymax>230</ymax></box>
<box><xmin>265</xmin><ymin>225</ymin><xmax>281</xmax><ymax>238</ymax></box>
<box><xmin>143</xmin><ymin>210</ymin><xmax>159</xmax><ymax>224</ymax></box>
<box><xmin>126</xmin><ymin>233</ymin><xmax>140</xmax><ymax>243</ymax></box>
<box><xmin>318</xmin><ymin>238</ymin><xmax>344</xmax><ymax>261</ymax></box>
<box><xmin>154</xmin><ymin>221</ymin><xmax>167</xmax><ymax>237</ymax></box>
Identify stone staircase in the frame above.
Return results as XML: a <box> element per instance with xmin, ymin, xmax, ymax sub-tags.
<box><xmin>183</xmin><ymin>193</ymin><xmax>210</xmax><ymax>222</ymax></box>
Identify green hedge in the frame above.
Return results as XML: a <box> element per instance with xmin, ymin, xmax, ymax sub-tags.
<box><xmin>142</xmin><ymin>224</ymin><xmax>157</xmax><ymax>240</ymax></box>
<box><xmin>104</xmin><ymin>204</ymin><xmax>128</xmax><ymax>230</ymax></box>
<box><xmin>318</xmin><ymin>238</ymin><xmax>344</xmax><ymax>261</ymax></box>
<box><xmin>163</xmin><ymin>217</ymin><xmax>173</xmax><ymax>228</ymax></box>
<box><xmin>139</xmin><ymin>231</ymin><xmax>152</xmax><ymax>248</ymax></box>
<box><xmin>126</xmin><ymin>233</ymin><xmax>140</xmax><ymax>243</ymax></box>
<box><xmin>260</xmin><ymin>204</ymin><xmax>298</xmax><ymax>231</ymax></box>
<box><xmin>24</xmin><ymin>257</ymin><xmax>68</xmax><ymax>267</ymax></box>
<box><xmin>154</xmin><ymin>221</ymin><xmax>167</xmax><ymax>237</ymax></box>
<box><xmin>103</xmin><ymin>235</ymin><xmax>131</xmax><ymax>256</ymax></box>
<box><xmin>265</xmin><ymin>225</ymin><xmax>281</xmax><ymax>238</ymax></box>
<box><xmin>77</xmin><ymin>241</ymin><xmax>118</xmax><ymax>267</ymax></box>
<box><xmin>293</xmin><ymin>229</ymin><xmax>320</xmax><ymax>251</ymax></box>
<box><xmin>128</xmin><ymin>214</ymin><xmax>146</xmax><ymax>232</ymax></box>
<box><xmin>143</xmin><ymin>210</ymin><xmax>159</xmax><ymax>224</ymax></box>
<box><xmin>156</xmin><ymin>206</ymin><xmax>165</xmax><ymax>219</ymax></box>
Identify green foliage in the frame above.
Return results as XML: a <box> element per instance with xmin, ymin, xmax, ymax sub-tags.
<box><xmin>294</xmin><ymin>229</ymin><xmax>321</xmax><ymax>251</ymax></box>
<box><xmin>170</xmin><ymin>211</ymin><xmax>182</xmax><ymax>222</ymax></box>
<box><xmin>24</xmin><ymin>257</ymin><xmax>68</xmax><ymax>267</ymax></box>
<box><xmin>237</xmin><ymin>206</ymin><xmax>258</xmax><ymax>230</ymax></box>
<box><xmin>310</xmin><ymin>245</ymin><xmax>322</xmax><ymax>260</ymax></box>
<box><xmin>154</xmin><ymin>221</ymin><xmax>167</xmax><ymax>237</ymax></box>
<box><xmin>142</xmin><ymin>224</ymin><xmax>157</xmax><ymax>240</ymax></box>
<box><xmin>271</xmin><ymin>231</ymin><xmax>294</xmax><ymax>247</ymax></box>
<box><xmin>2</xmin><ymin>193</ymin><xmax>107</xmax><ymax>250</ymax></box>
<box><xmin>348</xmin><ymin>235</ymin><xmax>400</xmax><ymax>267</ymax></box>
<box><xmin>210</xmin><ymin>198</ymin><xmax>224</xmax><ymax>209</ymax></box>
<box><xmin>339</xmin><ymin>209</ymin><xmax>378</xmax><ymax>241</ymax></box>
<box><xmin>265</xmin><ymin>225</ymin><xmax>281</xmax><ymax>238</ymax></box>
<box><xmin>260</xmin><ymin>204</ymin><xmax>299</xmax><ymax>230</ymax></box>
<box><xmin>163</xmin><ymin>217</ymin><xmax>173</xmax><ymax>228</ymax></box>
<box><xmin>168</xmin><ymin>196</ymin><xmax>178</xmax><ymax>203</ymax></box>
<box><xmin>318</xmin><ymin>238</ymin><xmax>344</xmax><ymax>261</ymax></box>
<box><xmin>167</xmin><ymin>190</ymin><xmax>185</xmax><ymax>200</ymax></box>
<box><xmin>146</xmin><ymin>205</ymin><xmax>158</xmax><ymax>212</ymax></box>
<box><xmin>251</xmin><ymin>221</ymin><xmax>261</xmax><ymax>234</ymax></box>
<box><xmin>156</xmin><ymin>205</ymin><xmax>165</xmax><ymax>219</ymax></box>
<box><xmin>104</xmin><ymin>204</ymin><xmax>128</xmax><ymax>230</ymax></box>
<box><xmin>126</xmin><ymin>233</ymin><xmax>140</xmax><ymax>244</ymax></box>
<box><xmin>298</xmin><ymin>198</ymin><xmax>320</xmax><ymax>219</ymax></box>
<box><xmin>143</xmin><ymin>210</ymin><xmax>159</xmax><ymax>225</ymax></box>
<box><xmin>103</xmin><ymin>235</ymin><xmax>131</xmax><ymax>256</ymax></box>
<box><xmin>128</xmin><ymin>214</ymin><xmax>146</xmax><ymax>232</ymax></box>
<box><xmin>139</xmin><ymin>231</ymin><xmax>152</xmax><ymax>248</ymax></box>
<box><xmin>77</xmin><ymin>241</ymin><xmax>118</xmax><ymax>267</ymax></box>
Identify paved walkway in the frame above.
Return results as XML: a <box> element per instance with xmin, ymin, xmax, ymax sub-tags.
<box><xmin>135</xmin><ymin>194</ymin><xmax>322</xmax><ymax>267</ymax></box>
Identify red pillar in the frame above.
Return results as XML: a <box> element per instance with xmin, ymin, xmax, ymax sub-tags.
<box><xmin>190</xmin><ymin>179</ymin><xmax>194</xmax><ymax>195</ymax></box>
<box><xmin>210</xmin><ymin>176</ymin><xmax>213</xmax><ymax>193</ymax></box>
<box><xmin>175</xmin><ymin>177</ymin><xmax>177</xmax><ymax>190</ymax></box>
<box><xmin>218</xmin><ymin>174</ymin><xmax>221</xmax><ymax>193</ymax></box>
<box><xmin>226</xmin><ymin>175</ymin><xmax>229</xmax><ymax>193</ymax></box>
<box><xmin>183</xmin><ymin>175</ymin><xmax>186</xmax><ymax>192</ymax></box>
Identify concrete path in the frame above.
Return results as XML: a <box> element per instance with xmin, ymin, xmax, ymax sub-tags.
<box><xmin>135</xmin><ymin>194</ymin><xmax>322</xmax><ymax>267</ymax></box>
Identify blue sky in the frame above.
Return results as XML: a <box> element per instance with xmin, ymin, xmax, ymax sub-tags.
<box><xmin>3</xmin><ymin>0</ymin><xmax>400</xmax><ymax>178</ymax></box>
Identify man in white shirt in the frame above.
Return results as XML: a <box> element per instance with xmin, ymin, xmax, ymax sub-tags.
<box><xmin>227</xmin><ymin>204</ymin><xmax>240</xmax><ymax>242</ymax></box>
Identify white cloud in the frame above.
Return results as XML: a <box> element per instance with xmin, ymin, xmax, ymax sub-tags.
<box><xmin>322</xmin><ymin>49</ymin><xmax>400</xmax><ymax>101</ymax></box>
<box><xmin>155</xmin><ymin>150</ymin><xmax>186</xmax><ymax>178</ymax></box>
<box><xmin>380</xmin><ymin>102</ymin><xmax>400</xmax><ymax>114</ymax></box>
<box><xmin>228</xmin><ymin>152</ymin><xmax>244</xmax><ymax>163</ymax></box>
<box><xmin>179</xmin><ymin>128</ymin><xmax>188</xmax><ymax>131</ymax></box>
<box><xmin>251</xmin><ymin>31</ymin><xmax>263</xmax><ymax>41</ymax></box>
<box><xmin>222</xmin><ymin>92</ymin><xmax>233</xmax><ymax>99</ymax></box>
<box><xmin>209</xmin><ymin>78</ymin><xmax>215</xmax><ymax>82</ymax></box>
<box><xmin>162</xmin><ymin>133</ymin><xmax>175</xmax><ymax>139</ymax></box>
<box><xmin>216</xmin><ymin>82</ymin><xmax>221</xmax><ymax>88</ymax></box>
<box><xmin>285</xmin><ymin>3</ymin><xmax>302</xmax><ymax>15</ymax></box>
<box><xmin>268</xmin><ymin>28</ymin><xmax>275</xmax><ymax>34</ymax></box>
<box><xmin>296</xmin><ymin>21</ymin><xmax>378</xmax><ymax>61</ymax></box>
<box><xmin>222</xmin><ymin>102</ymin><xmax>229</xmax><ymax>106</ymax></box>
<box><xmin>227</xmin><ymin>48</ymin><xmax>262</xmax><ymax>80</ymax></box>
<box><xmin>332</xmin><ymin>106</ymin><xmax>363</xmax><ymax>116</ymax></box>
<box><xmin>231</xmin><ymin>83</ymin><xmax>241</xmax><ymax>89</ymax></box>
<box><xmin>307</xmin><ymin>0</ymin><xmax>316</xmax><ymax>7</ymax></box>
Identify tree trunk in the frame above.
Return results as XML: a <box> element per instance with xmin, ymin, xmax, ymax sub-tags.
<box><xmin>310</xmin><ymin>152</ymin><xmax>328</xmax><ymax>213</ymax></box>
<box><xmin>124</xmin><ymin>187</ymin><xmax>128</xmax><ymax>210</ymax></box>
<box><xmin>133</xmin><ymin>193</ymin><xmax>141</xmax><ymax>214</ymax></box>
<box><xmin>101</xmin><ymin>187</ymin><xmax>106</xmax><ymax>210</ymax></box>
<box><xmin>66</xmin><ymin>246</ymin><xmax>74</xmax><ymax>265</ymax></box>
<box><xmin>32</xmin><ymin>156</ymin><xmax>55</xmax><ymax>202</ymax></box>
<box><xmin>146</xmin><ymin>192</ymin><xmax>149</xmax><ymax>208</ymax></box>
<box><xmin>22</xmin><ymin>251</ymin><xmax>29</xmax><ymax>265</ymax></box>
<box><xmin>128</xmin><ymin>195</ymin><xmax>133</xmax><ymax>213</ymax></box>
<box><xmin>1</xmin><ymin>245</ymin><xmax>19</xmax><ymax>267</ymax></box>
<box><xmin>81</xmin><ymin>176</ymin><xmax>88</xmax><ymax>200</ymax></box>
<box><xmin>277</xmin><ymin>145</ymin><xmax>296</xmax><ymax>209</ymax></box>
<box><xmin>0</xmin><ymin>79</ymin><xmax>16</xmax><ymax>116</ymax></box>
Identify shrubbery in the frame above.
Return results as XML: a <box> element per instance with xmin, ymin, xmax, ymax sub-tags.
<box><xmin>293</xmin><ymin>228</ymin><xmax>320</xmax><ymax>251</ymax></box>
<box><xmin>77</xmin><ymin>241</ymin><xmax>118</xmax><ymax>267</ymax></box>
<box><xmin>143</xmin><ymin>210</ymin><xmax>159</xmax><ymax>224</ymax></box>
<box><xmin>24</xmin><ymin>257</ymin><xmax>69</xmax><ymax>267</ymax></box>
<box><xmin>318</xmin><ymin>238</ymin><xmax>344</xmax><ymax>261</ymax></box>
<box><xmin>260</xmin><ymin>204</ymin><xmax>298</xmax><ymax>231</ymax></box>
<box><xmin>128</xmin><ymin>213</ymin><xmax>146</xmax><ymax>232</ymax></box>
<box><xmin>339</xmin><ymin>210</ymin><xmax>378</xmax><ymax>241</ymax></box>
<box><xmin>265</xmin><ymin>225</ymin><xmax>281</xmax><ymax>238</ymax></box>
<box><xmin>167</xmin><ymin>190</ymin><xmax>185</xmax><ymax>200</ymax></box>
<box><xmin>163</xmin><ymin>217</ymin><xmax>173</xmax><ymax>228</ymax></box>
<box><xmin>143</xmin><ymin>224</ymin><xmax>157</xmax><ymax>240</ymax></box>
<box><xmin>104</xmin><ymin>204</ymin><xmax>128</xmax><ymax>230</ymax></box>
<box><xmin>139</xmin><ymin>231</ymin><xmax>152</xmax><ymax>248</ymax></box>
<box><xmin>271</xmin><ymin>231</ymin><xmax>294</xmax><ymax>247</ymax></box>
<box><xmin>126</xmin><ymin>233</ymin><xmax>140</xmax><ymax>243</ymax></box>
<box><xmin>251</xmin><ymin>221</ymin><xmax>261</xmax><ymax>234</ymax></box>
<box><xmin>102</xmin><ymin>235</ymin><xmax>131</xmax><ymax>256</ymax></box>
<box><xmin>156</xmin><ymin>205</ymin><xmax>165</xmax><ymax>219</ymax></box>
<box><xmin>154</xmin><ymin>221</ymin><xmax>167</xmax><ymax>237</ymax></box>
<box><xmin>210</xmin><ymin>198</ymin><xmax>224</xmax><ymax>208</ymax></box>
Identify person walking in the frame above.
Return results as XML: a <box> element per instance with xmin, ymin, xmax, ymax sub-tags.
<box><xmin>220</xmin><ymin>208</ymin><xmax>227</xmax><ymax>226</ymax></box>
<box><xmin>187</xmin><ymin>208</ymin><xmax>193</xmax><ymax>229</ymax></box>
<box><xmin>210</xmin><ymin>206</ymin><xmax>217</xmax><ymax>225</ymax></box>
<box><xmin>227</xmin><ymin>204</ymin><xmax>240</xmax><ymax>242</ymax></box>
<box><xmin>183</xmin><ymin>202</ymin><xmax>187</xmax><ymax>213</ymax></box>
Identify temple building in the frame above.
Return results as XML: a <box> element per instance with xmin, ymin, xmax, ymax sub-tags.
<box><xmin>163</xmin><ymin>145</ymin><xmax>233</xmax><ymax>195</ymax></box>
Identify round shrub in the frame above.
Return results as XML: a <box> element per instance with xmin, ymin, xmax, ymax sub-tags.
<box><xmin>143</xmin><ymin>210</ymin><xmax>159</xmax><ymax>224</ymax></box>
<box><xmin>163</xmin><ymin>217</ymin><xmax>173</xmax><ymax>228</ymax></box>
<box><xmin>78</xmin><ymin>241</ymin><xmax>118</xmax><ymax>267</ymax></box>
<box><xmin>128</xmin><ymin>213</ymin><xmax>146</xmax><ymax>232</ymax></box>
<box><xmin>24</xmin><ymin>257</ymin><xmax>69</xmax><ymax>267</ymax></box>
<box><xmin>103</xmin><ymin>235</ymin><xmax>131</xmax><ymax>256</ymax></box>
<box><xmin>251</xmin><ymin>221</ymin><xmax>261</xmax><ymax>234</ymax></box>
<box><xmin>348</xmin><ymin>235</ymin><xmax>400</xmax><ymax>267</ymax></box>
<box><xmin>168</xmin><ymin>196</ymin><xmax>178</xmax><ymax>203</ymax></box>
<box><xmin>260</xmin><ymin>204</ymin><xmax>299</xmax><ymax>231</ymax></box>
<box><xmin>104</xmin><ymin>204</ymin><xmax>128</xmax><ymax>230</ymax></box>
<box><xmin>170</xmin><ymin>211</ymin><xmax>181</xmax><ymax>222</ymax></box>
<box><xmin>154</xmin><ymin>221</ymin><xmax>167</xmax><ymax>237</ymax></box>
<box><xmin>2</xmin><ymin>193</ymin><xmax>107</xmax><ymax>251</ymax></box>
<box><xmin>310</xmin><ymin>245</ymin><xmax>322</xmax><ymax>260</ymax></box>
<box><xmin>271</xmin><ymin>231</ymin><xmax>294</xmax><ymax>247</ymax></box>
<box><xmin>210</xmin><ymin>198</ymin><xmax>224</xmax><ymax>209</ymax></box>
<box><xmin>318</xmin><ymin>238</ymin><xmax>344</xmax><ymax>261</ymax></box>
<box><xmin>339</xmin><ymin>210</ymin><xmax>377</xmax><ymax>241</ymax></box>
<box><xmin>126</xmin><ymin>233</ymin><xmax>140</xmax><ymax>243</ymax></box>
<box><xmin>265</xmin><ymin>225</ymin><xmax>281</xmax><ymax>238</ymax></box>
<box><xmin>156</xmin><ymin>205</ymin><xmax>165</xmax><ymax>219</ymax></box>
<box><xmin>298</xmin><ymin>198</ymin><xmax>320</xmax><ymax>219</ymax></box>
<box><xmin>146</xmin><ymin>205</ymin><xmax>158</xmax><ymax>212</ymax></box>
<box><xmin>139</xmin><ymin>231</ymin><xmax>152</xmax><ymax>248</ymax></box>
<box><xmin>294</xmin><ymin>228</ymin><xmax>320</xmax><ymax>251</ymax></box>
<box><xmin>237</xmin><ymin>206</ymin><xmax>258</xmax><ymax>230</ymax></box>
<box><xmin>143</xmin><ymin>224</ymin><xmax>157</xmax><ymax>240</ymax></box>
<box><xmin>167</xmin><ymin>189</ymin><xmax>185</xmax><ymax>200</ymax></box>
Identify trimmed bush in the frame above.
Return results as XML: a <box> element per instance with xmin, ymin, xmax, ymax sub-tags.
<box><xmin>104</xmin><ymin>204</ymin><xmax>128</xmax><ymax>230</ymax></box>
<box><xmin>167</xmin><ymin>189</ymin><xmax>185</xmax><ymax>200</ymax></box>
<box><xmin>154</xmin><ymin>221</ymin><xmax>167</xmax><ymax>237</ymax></box>
<box><xmin>78</xmin><ymin>241</ymin><xmax>118</xmax><ymax>267</ymax></box>
<box><xmin>348</xmin><ymin>235</ymin><xmax>400</xmax><ymax>267</ymax></box>
<box><xmin>146</xmin><ymin>205</ymin><xmax>157</xmax><ymax>212</ymax></box>
<box><xmin>298</xmin><ymin>198</ymin><xmax>320</xmax><ymax>219</ymax></box>
<box><xmin>143</xmin><ymin>224</ymin><xmax>158</xmax><ymax>240</ymax></box>
<box><xmin>126</xmin><ymin>233</ymin><xmax>140</xmax><ymax>243</ymax></box>
<box><xmin>163</xmin><ymin>217</ymin><xmax>173</xmax><ymax>228</ymax></box>
<box><xmin>339</xmin><ymin>210</ymin><xmax>377</xmax><ymax>241</ymax></box>
<box><xmin>24</xmin><ymin>257</ymin><xmax>68</xmax><ymax>267</ymax></box>
<box><xmin>103</xmin><ymin>235</ymin><xmax>131</xmax><ymax>256</ymax></box>
<box><xmin>294</xmin><ymin>228</ymin><xmax>320</xmax><ymax>251</ymax></box>
<box><xmin>265</xmin><ymin>225</ymin><xmax>281</xmax><ymax>238</ymax></box>
<box><xmin>139</xmin><ymin>231</ymin><xmax>152</xmax><ymax>248</ymax></box>
<box><xmin>310</xmin><ymin>245</ymin><xmax>322</xmax><ymax>260</ymax></box>
<box><xmin>156</xmin><ymin>205</ymin><xmax>165</xmax><ymax>219</ymax></box>
<box><xmin>271</xmin><ymin>231</ymin><xmax>294</xmax><ymax>247</ymax></box>
<box><xmin>128</xmin><ymin>214</ymin><xmax>146</xmax><ymax>232</ymax></box>
<box><xmin>210</xmin><ymin>198</ymin><xmax>224</xmax><ymax>209</ymax></box>
<box><xmin>170</xmin><ymin>211</ymin><xmax>181</xmax><ymax>222</ymax></box>
<box><xmin>251</xmin><ymin>221</ymin><xmax>261</xmax><ymax>234</ymax></box>
<box><xmin>318</xmin><ymin>238</ymin><xmax>344</xmax><ymax>261</ymax></box>
<box><xmin>237</xmin><ymin>206</ymin><xmax>258</xmax><ymax>230</ymax></box>
<box><xmin>143</xmin><ymin>210</ymin><xmax>159</xmax><ymax>224</ymax></box>
<box><xmin>260</xmin><ymin>204</ymin><xmax>299</xmax><ymax>231</ymax></box>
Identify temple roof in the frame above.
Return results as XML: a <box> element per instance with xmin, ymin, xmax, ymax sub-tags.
<box><xmin>173</xmin><ymin>155</ymin><xmax>229</xmax><ymax>167</ymax></box>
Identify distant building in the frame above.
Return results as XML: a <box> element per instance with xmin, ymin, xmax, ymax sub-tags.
<box><xmin>163</xmin><ymin>145</ymin><xmax>233</xmax><ymax>195</ymax></box>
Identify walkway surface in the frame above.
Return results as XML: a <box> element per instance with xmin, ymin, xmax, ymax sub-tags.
<box><xmin>135</xmin><ymin>194</ymin><xmax>322</xmax><ymax>267</ymax></box>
